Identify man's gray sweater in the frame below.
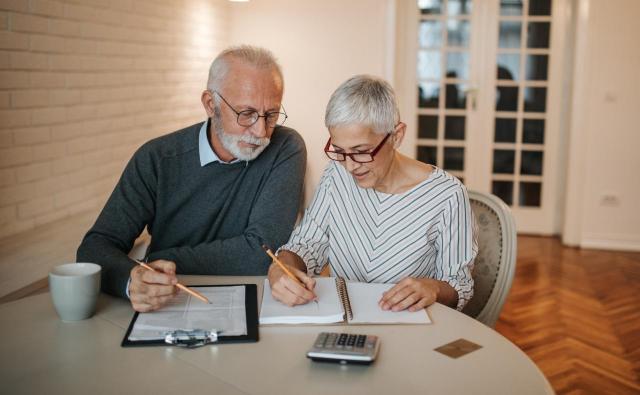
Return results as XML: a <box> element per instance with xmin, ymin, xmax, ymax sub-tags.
<box><xmin>77</xmin><ymin>121</ymin><xmax>306</xmax><ymax>298</ymax></box>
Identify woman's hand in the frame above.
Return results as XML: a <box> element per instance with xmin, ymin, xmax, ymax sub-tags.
<box><xmin>378</xmin><ymin>277</ymin><xmax>441</xmax><ymax>312</ymax></box>
<box><xmin>267</xmin><ymin>262</ymin><xmax>317</xmax><ymax>307</ymax></box>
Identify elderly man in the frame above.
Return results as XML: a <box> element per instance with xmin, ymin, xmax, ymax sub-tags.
<box><xmin>77</xmin><ymin>45</ymin><xmax>306</xmax><ymax>312</ymax></box>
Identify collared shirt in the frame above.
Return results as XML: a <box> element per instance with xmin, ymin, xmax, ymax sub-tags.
<box><xmin>198</xmin><ymin>119</ymin><xmax>239</xmax><ymax>166</ymax></box>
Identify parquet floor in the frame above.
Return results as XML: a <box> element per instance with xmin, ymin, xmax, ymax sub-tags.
<box><xmin>496</xmin><ymin>236</ymin><xmax>640</xmax><ymax>395</ymax></box>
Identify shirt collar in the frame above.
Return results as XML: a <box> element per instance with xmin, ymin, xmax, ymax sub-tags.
<box><xmin>198</xmin><ymin>119</ymin><xmax>239</xmax><ymax>166</ymax></box>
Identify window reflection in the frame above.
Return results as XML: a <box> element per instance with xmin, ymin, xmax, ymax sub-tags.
<box><xmin>523</xmin><ymin>119</ymin><xmax>544</xmax><ymax>144</ymax></box>
<box><xmin>445</xmin><ymin>116</ymin><xmax>465</xmax><ymax>140</ymax></box>
<box><xmin>525</xmin><ymin>55</ymin><xmax>548</xmax><ymax>80</ymax></box>
<box><xmin>418</xmin><ymin>115</ymin><xmax>438</xmax><ymax>139</ymax></box>
<box><xmin>446</xmin><ymin>52</ymin><xmax>469</xmax><ymax>80</ymax></box>
<box><xmin>418</xmin><ymin>82</ymin><xmax>440</xmax><ymax>108</ymax></box>
<box><xmin>492</xmin><ymin>181</ymin><xmax>514</xmax><ymax>205</ymax></box>
<box><xmin>417</xmin><ymin>145</ymin><xmax>438</xmax><ymax>165</ymax></box>
<box><xmin>444</xmin><ymin>147</ymin><xmax>464</xmax><ymax>170</ymax></box>
<box><xmin>493</xmin><ymin>149</ymin><xmax>515</xmax><ymax>174</ymax></box>
<box><xmin>418</xmin><ymin>0</ymin><xmax>442</xmax><ymax>14</ymax></box>
<box><xmin>520</xmin><ymin>182</ymin><xmax>542</xmax><ymax>207</ymax></box>
<box><xmin>419</xmin><ymin>20</ymin><xmax>443</xmax><ymax>48</ymax></box>
<box><xmin>527</xmin><ymin>22</ymin><xmax>550</xmax><ymax>49</ymax></box>
<box><xmin>445</xmin><ymin>83</ymin><xmax>467</xmax><ymax>109</ymax></box>
<box><xmin>496</xmin><ymin>86</ymin><xmax>518</xmax><ymax>111</ymax></box>
<box><xmin>499</xmin><ymin>21</ymin><xmax>521</xmax><ymax>48</ymax></box>
<box><xmin>500</xmin><ymin>0</ymin><xmax>523</xmax><ymax>16</ymax></box>
<box><xmin>418</xmin><ymin>50</ymin><xmax>441</xmax><ymax>80</ymax></box>
<box><xmin>447</xmin><ymin>19</ymin><xmax>470</xmax><ymax>47</ymax></box>
<box><xmin>521</xmin><ymin>150</ymin><xmax>543</xmax><ymax>175</ymax></box>
<box><xmin>447</xmin><ymin>0</ymin><xmax>472</xmax><ymax>15</ymax></box>
<box><xmin>497</xmin><ymin>54</ymin><xmax>520</xmax><ymax>80</ymax></box>
<box><xmin>524</xmin><ymin>87</ymin><xmax>546</xmax><ymax>112</ymax></box>
<box><xmin>529</xmin><ymin>0</ymin><xmax>552</xmax><ymax>16</ymax></box>
<box><xmin>495</xmin><ymin>118</ymin><xmax>517</xmax><ymax>142</ymax></box>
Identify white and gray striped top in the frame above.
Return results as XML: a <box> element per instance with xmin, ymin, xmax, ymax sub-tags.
<box><xmin>280</xmin><ymin>161</ymin><xmax>478</xmax><ymax>311</ymax></box>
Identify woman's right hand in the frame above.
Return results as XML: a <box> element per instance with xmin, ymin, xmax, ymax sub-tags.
<box><xmin>267</xmin><ymin>262</ymin><xmax>317</xmax><ymax>306</ymax></box>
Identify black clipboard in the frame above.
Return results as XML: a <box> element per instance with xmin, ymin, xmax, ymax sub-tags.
<box><xmin>121</xmin><ymin>284</ymin><xmax>259</xmax><ymax>347</ymax></box>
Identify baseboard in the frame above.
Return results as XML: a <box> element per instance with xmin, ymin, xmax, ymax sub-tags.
<box><xmin>580</xmin><ymin>234</ymin><xmax>640</xmax><ymax>252</ymax></box>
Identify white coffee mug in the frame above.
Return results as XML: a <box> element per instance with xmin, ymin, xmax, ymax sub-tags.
<box><xmin>49</xmin><ymin>262</ymin><xmax>101</xmax><ymax>321</ymax></box>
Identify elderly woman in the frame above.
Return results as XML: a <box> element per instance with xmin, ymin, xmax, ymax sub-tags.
<box><xmin>268</xmin><ymin>75</ymin><xmax>477</xmax><ymax>312</ymax></box>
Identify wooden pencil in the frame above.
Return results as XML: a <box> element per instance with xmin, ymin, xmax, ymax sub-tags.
<box><xmin>261</xmin><ymin>245</ymin><xmax>304</xmax><ymax>287</ymax></box>
<box><xmin>135</xmin><ymin>260</ymin><xmax>211</xmax><ymax>304</ymax></box>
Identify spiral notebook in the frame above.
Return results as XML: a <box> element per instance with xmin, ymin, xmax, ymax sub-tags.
<box><xmin>260</xmin><ymin>277</ymin><xmax>431</xmax><ymax>325</ymax></box>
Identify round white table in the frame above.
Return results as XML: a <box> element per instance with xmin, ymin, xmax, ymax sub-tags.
<box><xmin>0</xmin><ymin>276</ymin><xmax>553</xmax><ymax>395</ymax></box>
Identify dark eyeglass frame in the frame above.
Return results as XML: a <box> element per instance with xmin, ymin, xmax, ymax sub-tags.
<box><xmin>212</xmin><ymin>90</ymin><xmax>287</xmax><ymax>128</ymax></box>
<box><xmin>324</xmin><ymin>133</ymin><xmax>392</xmax><ymax>163</ymax></box>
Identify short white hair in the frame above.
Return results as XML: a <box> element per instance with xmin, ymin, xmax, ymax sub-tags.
<box><xmin>325</xmin><ymin>75</ymin><xmax>400</xmax><ymax>134</ymax></box>
<box><xmin>207</xmin><ymin>45</ymin><xmax>283</xmax><ymax>92</ymax></box>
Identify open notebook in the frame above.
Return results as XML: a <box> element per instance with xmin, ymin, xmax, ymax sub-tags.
<box><xmin>260</xmin><ymin>277</ymin><xmax>431</xmax><ymax>325</ymax></box>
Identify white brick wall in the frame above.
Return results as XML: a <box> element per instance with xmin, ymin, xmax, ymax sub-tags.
<box><xmin>0</xmin><ymin>0</ymin><xmax>230</xmax><ymax>239</ymax></box>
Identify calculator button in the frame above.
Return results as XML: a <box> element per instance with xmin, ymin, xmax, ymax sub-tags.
<box><xmin>314</xmin><ymin>337</ymin><xmax>327</xmax><ymax>348</ymax></box>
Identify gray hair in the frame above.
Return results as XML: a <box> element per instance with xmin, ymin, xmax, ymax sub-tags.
<box><xmin>325</xmin><ymin>75</ymin><xmax>400</xmax><ymax>134</ymax></box>
<box><xmin>207</xmin><ymin>45</ymin><xmax>283</xmax><ymax>92</ymax></box>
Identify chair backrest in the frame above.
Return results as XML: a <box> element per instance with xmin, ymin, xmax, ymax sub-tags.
<box><xmin>462</xmin><ymin>191</ymin><xmax>517</xmax><ymax>327</ymax></box>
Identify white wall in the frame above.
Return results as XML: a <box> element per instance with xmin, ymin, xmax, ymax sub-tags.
<box><xmin>228</xmin><ymin>0</ymin><xmax>394</xmax><ymax>203</ymax></box>
<box><xmin>563</xmin><ymin>0</ymin><xmax>640</xmax><ymax>251</ymax></box>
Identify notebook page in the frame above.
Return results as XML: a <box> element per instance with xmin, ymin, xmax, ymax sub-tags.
<box><xmin>346</xmin><ymin>282</ymin><xmax>431</xmax><ymax>324</ymax></box>
<box><xmin>259</xmin><ymin>278</ymin><xmax>344</xmax><ymax>324</ymax></box>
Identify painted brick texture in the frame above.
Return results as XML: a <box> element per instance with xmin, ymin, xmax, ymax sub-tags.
<box><xmin>0</xmin><ymin>0</ymin><xmax>230</xmax><ymax>239</ymax></box>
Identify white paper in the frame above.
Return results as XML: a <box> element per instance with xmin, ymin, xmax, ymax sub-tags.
<box><xmin>259</xmin><ymin>278</ymin><xmax>344</xmax><ymax>324</ymax></box>
<box><xmin>128</xmin><ymin>286</ymin><xmax>247</xmax><ymax>341</ymax></box>
<box><xmin>346</xmin><ymin>282</ymin><xmax>431</xmax><ymax>324</ymax></box>
<box><xmin>259</xmin><ymin>278</ymin><xmax>431</xmax><ymax>325</ymax></box>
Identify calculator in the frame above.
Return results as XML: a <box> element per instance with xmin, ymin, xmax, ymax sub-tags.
<box><xmin>306</xmin><ymin>332</ymin><xmax>380</xmax><ymax>364</ymax></box>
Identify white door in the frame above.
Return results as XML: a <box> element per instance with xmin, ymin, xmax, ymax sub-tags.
<box><xmin>396</xmin><ymin>0</ymin><xmax>572</xmax><ymax>234</ymax></box>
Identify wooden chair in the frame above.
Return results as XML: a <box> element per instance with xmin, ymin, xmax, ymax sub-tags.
<box><xmin>462</xmin><ymin>191</ymin><xmax>517</xmax><ymax>327</ymax></box>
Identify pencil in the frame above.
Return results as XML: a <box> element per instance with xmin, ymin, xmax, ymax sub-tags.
<box><xmin>262</xmin><ymin>245</ymin><xmax>318</xmax><ymax>306</ymax></box>
<box><xmin>135</xmin><ymin>260</ymin><xmax>211</xmax><ymax>304</ymax></box>
<box><xmin>261</xmin><ymin>245</ymin><xmax>305</xmax><ymax>287</ymax></box>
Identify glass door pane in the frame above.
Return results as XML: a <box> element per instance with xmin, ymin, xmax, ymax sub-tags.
<box><xmin>491</xmin><ymin>0</ymin><xmax>552</xmax><ymax>208</ymax></box>
<box><xmin>416</xmin><ymin>0</ymin><xmax>474</xmax><ymax>181</ymax></box>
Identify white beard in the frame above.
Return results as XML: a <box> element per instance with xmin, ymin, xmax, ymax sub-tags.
<box><xmin>212</xmin><ymin>110</ymin><xmax>270</xmax><ymax>161</ymax></box>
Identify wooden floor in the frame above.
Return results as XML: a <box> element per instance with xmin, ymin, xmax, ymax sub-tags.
<box><xmin>496</xmin><ymin>236</ymin><xmax>640</xmax><ymax>395</ymax></box>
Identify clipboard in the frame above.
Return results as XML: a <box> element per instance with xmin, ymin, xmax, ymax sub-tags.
<box><xmin>121</xmin><ymin>284</ymin><xmax>259</xmax><ymax>347</ymax></box>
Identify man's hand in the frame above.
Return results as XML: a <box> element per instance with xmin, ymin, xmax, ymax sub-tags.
<box><xmin>267</xmin><ymin>262</ymin><xmax>317</xmax><ymax>306</ymax></box>
<box><xmin>379</xmin><ymin>277</ymin><xmax>440</xmax><ymax>312</ymax></box>
<box><xmin>129</xmin><ymin>260</ymin><xmax>178</xmax><ymax>312</ymax></box>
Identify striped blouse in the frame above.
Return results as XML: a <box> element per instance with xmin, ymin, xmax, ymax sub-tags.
<box><xmin>280</xmin><ymin>161</ymin><xmax>478</xmax><ymax>311</ymax></box>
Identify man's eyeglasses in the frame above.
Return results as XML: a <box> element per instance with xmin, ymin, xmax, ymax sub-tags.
<box><xmin>324</xmin><ymin>133</ymin><xmax>392</xmax><ymax>163</ymax></box>
<box><xmin>212</xmin><ymin>90</ymin><xmax>287</xmax><ymax>129</ymax></box>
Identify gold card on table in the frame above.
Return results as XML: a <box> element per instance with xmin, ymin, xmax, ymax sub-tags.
<box><xmin>434</xmin><ymin>338</ymin><xmax>482</xmax><ymax>358</ymax></box>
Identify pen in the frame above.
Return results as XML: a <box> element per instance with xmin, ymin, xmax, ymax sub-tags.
<box><xmin>262</xmin><ymin>245</ymin><xmax>318</xmax><ymax>304</ymax></box>
<box><xmin>135</xmin><ymin>260</ymin><xmax>211</xmax><ymax>304</ymax></box>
